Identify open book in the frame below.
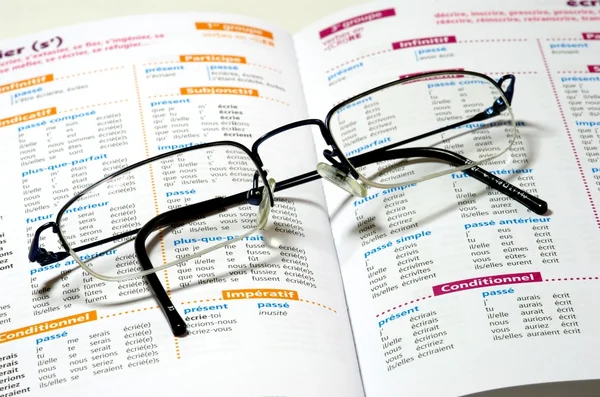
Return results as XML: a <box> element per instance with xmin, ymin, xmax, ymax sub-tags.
<box><xmin>1</xmin><ymin>0</ymin><xmax>599</xmax><ymax>395</ymax></box>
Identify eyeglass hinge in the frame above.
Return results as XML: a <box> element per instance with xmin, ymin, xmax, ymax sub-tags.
<box><xmin>246</xmin><ymin>188</ymin><xmax>263</xmax><ymax>206</ymax></box>
<box><xmin>35</xmin><ymin>248</ymin><xmax>70</xmax><ymax>266</ymax></box>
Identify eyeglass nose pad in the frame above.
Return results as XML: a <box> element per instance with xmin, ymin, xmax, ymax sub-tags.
<box><xmin>257</xmin><ymin>178</ymin><xmax>276</xmax><ymax>230</ymax></box>
<box><xmin>317</xmin><ymin>162</ymin><xmax>367</xmax><ymax>198</ymax></box>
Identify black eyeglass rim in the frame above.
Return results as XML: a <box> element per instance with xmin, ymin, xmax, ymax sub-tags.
<box><xmin>49</xmin><ymin>140</ymin><xmax>273</xmax><ymax>259</ymax></box>
<box><xmin>322</xmin><ymin>69</ymin><xmax>515</xmax><ymax>179</ymax></box>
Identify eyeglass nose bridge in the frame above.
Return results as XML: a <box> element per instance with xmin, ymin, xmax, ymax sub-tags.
<box><xmin>318</xmin><ymin>149</ymin><xmax>367</xmax><ymax>198</ymax></box>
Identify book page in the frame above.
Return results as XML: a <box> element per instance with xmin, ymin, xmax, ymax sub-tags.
<box><xmin>0</xmin><ymin>14</ymin><xmax>364</xmax><ymax>397</ymax></box>
<box><xmin>294</xmin><ymin>0</ymin><xmax>600</xmax><ymax>396</ymax></box>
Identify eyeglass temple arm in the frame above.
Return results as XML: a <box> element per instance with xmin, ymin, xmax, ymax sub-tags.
<box><xmin>358</xmin><ymin>75</ymin><xmax>516</xmax><ymax>158</ymax></box>
<box><xmin>350</xmin><ymin>147</ymin><xmax>547</xmax><ymax>215</ymax></box>
<box><xmin>133</xmin><ymin>188</ymin><xmax>262</xmax><ymax>337</ymax></box>
<box><xmin>272</xmin><ymin>146</ymin><xmax>546</xmax><ymax>215</ymax></box>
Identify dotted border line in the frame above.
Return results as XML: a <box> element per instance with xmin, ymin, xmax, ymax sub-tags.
<box><xmin>375</xmin><ymin>276</ymin><xmax>600</xmax><ymax>318</ymax></box>
<box><xmin>483</xmin><ymin>71</ymin><xmax>538</xmax><ymax>75</ymax></box>
<box><xmin>545</xmin><ymin>277</ymin><xmax>599</xmax><ymax>281</ymax></box>
<box><xmin>57</xmin><ymin>99</ymin><xmax>128</xmax><ymax>113</ymax></box>
<box><xmin>459</xmin><ymin>38</ymin><xmax>528</xmax><ymax>43</ymax></box>
<box><xmin>142</xmin><ymin>61</ymin><xmax>178</xmax><ymax>66</ymax></box>
<box><xmin>246</xmin><ymin>62</ymin><xmax>281</xmax><ymax>73</ymax></box>
<box><xmin>55</xmin><ymin>66</ymin><xmax>125</xmax><ymax>80</ymax></box>
<box><xmin>536</xmin><ymin>38</ymin><xmax>600</xmax><ymax>229</ymax></box>
<box><xmin>376</xmin><ymin>296</ymin><xmax>432</xmax><ymax>317</ymax></box>
<box><xmin>262</xmin><ymin>96</ymin><xmax>289</xmax><ymax>106</ymax></box>
<box><xmin>332</xmin><ymin>95</ymin><xmax>352</xmax><ymax>107</ymax></box>
<box><xmin>182</xmin><ymin>298</ymin><xmax>223</xmax><ymax>304</ymax></box>
<box><xmin>147</xmin><ymin>93</ymin><xmax>289</xmax><ymax>106</ymax></box>
<box><xmin>142</xmin><ymin>60</ymin><xmax>281</xmax><ymax>73</ymax></box>
<box><xmin>174</xmin><ymin>338</ymin><xmax>181</xmax><ymax>360</ymax></box>
<box><xmin>298</xmin><ymin>298</ymin><xmax>337</xmax><ymax>313</ymax></box>
<box><xmin>143</xmin><ymin>61</ymin><xmax>177</xmax><ymax>65</ymax></box>
<box><xmin>545</xmin><ymin>38</ymin><xmax>583</xmax><ymax>41</ymax></box>
<box><xmin>181</xmin><ymin>297</ymin><xmax>336</xmax><ymax>313</ymax></box>
<box><xmin>325</xmin><ymin>49</ymin><xmax>392</xmax><ymax>73</ymax></box>
<box><xmin>148</xmin><ymin>94</ymin><xmax>178</xmax><ymax>98</ymax></box>
<box><xmin>556</xmin><ymin>71</ymin><xmax>590</xmax><ymax>74</ymax></box>
<box><xmin>98</xmin><ymin>306</ymin><xmax>160</xmax><ymax>319</ymax></box>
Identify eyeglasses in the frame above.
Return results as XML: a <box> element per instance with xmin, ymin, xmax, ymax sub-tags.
<box><xmin>29</xmin><ymin>70</ymin><xmax>548</xmax><ymax>336</ymax></box>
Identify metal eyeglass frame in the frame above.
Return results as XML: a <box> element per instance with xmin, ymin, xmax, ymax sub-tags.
<box><xmin>29</xmin><ymin>69</ymin><xmax>548</xmax><ymax>336</ymax></box>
